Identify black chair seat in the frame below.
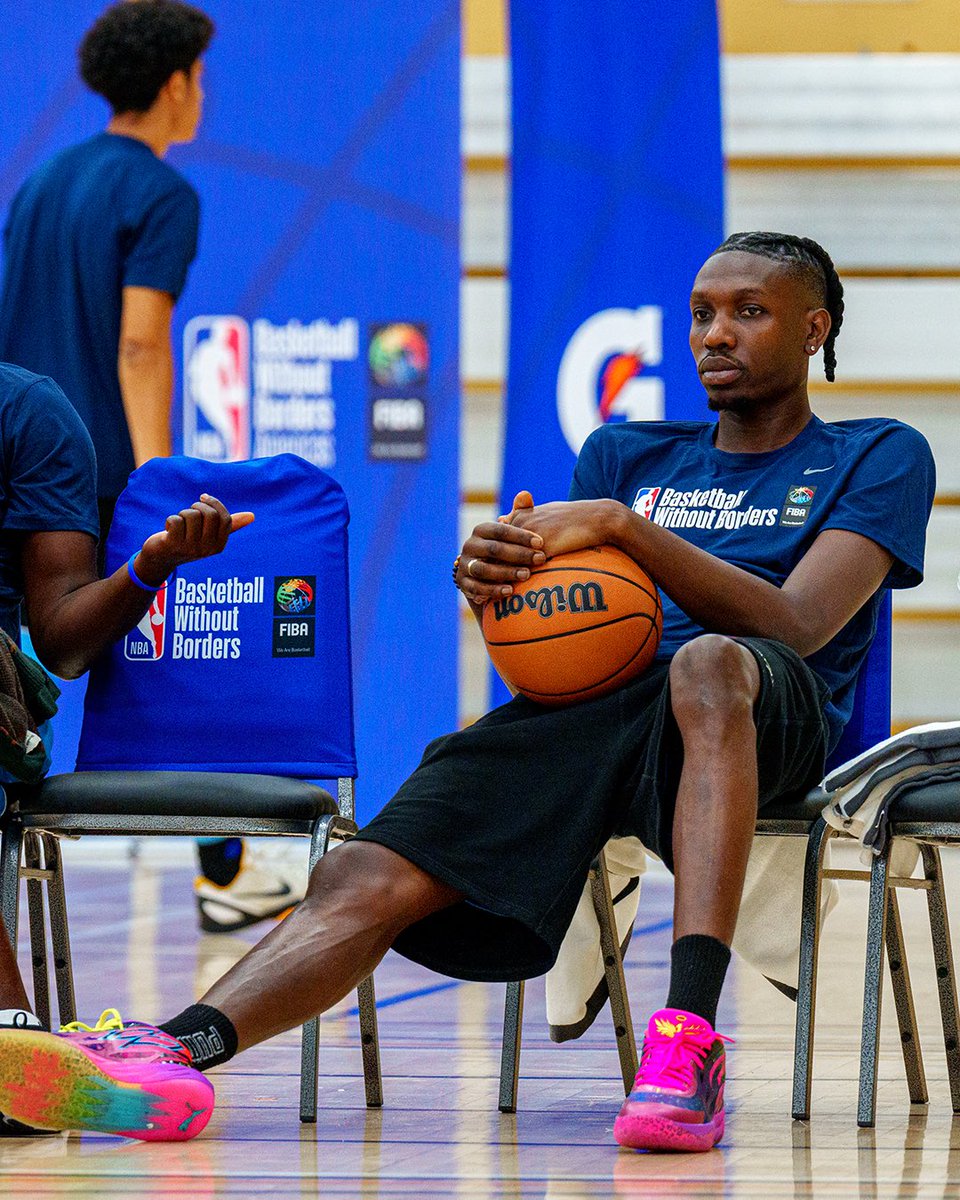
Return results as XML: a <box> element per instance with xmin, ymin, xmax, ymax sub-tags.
<box><xmin>759</xmin><ymin>789</ymin><xmax>827</xmax><ymax>825</ymax></box>
<box><xmin>7</xmin><ymin>771</ymin><xmax>338</xmax><ymax>822</ymax></box>
<box><xmin>889</xmin><ymin>778</ymin><xmax>960</xmax><ymax>824</ymax></box>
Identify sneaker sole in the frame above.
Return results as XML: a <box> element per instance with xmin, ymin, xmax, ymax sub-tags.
<box><xmin>614</xmin><ymin>1108</ymin><xmax>724</xmax><ymax>1153</ymax></box>
<box><xmin>197</xmin><ymin>897</ymin><xmax>300</xmax><ymax>933</ymax></box>
<box><xmin>0</xmin><ymin>1030</ymin><xmax>214</xmax><ymax>1142</ymax></box>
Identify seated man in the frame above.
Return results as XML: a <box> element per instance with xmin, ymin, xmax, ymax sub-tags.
<box><xmin>0</xmin><ymin>233</ymin><xmax>936</xmax><ymax>1151</ymax></box>
<box><xmin>0</xmin><ymin>360</ymin><xmax>250</xmax><ymax>1134</ymax></box>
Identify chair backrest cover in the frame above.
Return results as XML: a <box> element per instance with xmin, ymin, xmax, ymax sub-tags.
<box><xmin>76</xmin><ymin>455</ymin><xmax>357</xmax><ymax>778</ymax></box>
<box><xmin>824</xmin><ymin>590</ymin><xmax>892</xmax><ymax>773</ymax></box>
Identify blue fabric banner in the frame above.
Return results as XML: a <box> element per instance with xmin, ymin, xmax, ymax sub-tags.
<box><xmin>0</xmin><ymin>3</ymin><xmax>460</xmax><ymax>820</ymax></box>
<box><xmin>499</xmin><ymin>0</ymin><xmax>724</xmax><ymax>703</ymax></box>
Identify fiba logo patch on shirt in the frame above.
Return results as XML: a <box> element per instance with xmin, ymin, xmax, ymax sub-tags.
<box><xmin>632</xmin><ymin>487</ymin><xmax>661</xmax><ymax>519</ymax></box>
<box><xmin>780</xmin><ymin>485</ymin><xmax>816</xmax><ymax>528</ymax></box>
<box><xmin>124</xmin><ymin>589</ymin><xmax>167</xmax><ymax>660</ymax></box>
<box><xmin>273</xmin><ymin>576</ymin><xmax>316</xmax><ymax>657</ymax></box>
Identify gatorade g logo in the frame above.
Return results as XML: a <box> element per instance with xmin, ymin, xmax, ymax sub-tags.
<box><xmin>124</xmin><ymin>588</ymin><xmax>167</xmax><ymax>660</ymax></box>
<box><xmin>556</xmin><ymin>307</ymin><xmax>664</xmax><ymax>453</ymax></box>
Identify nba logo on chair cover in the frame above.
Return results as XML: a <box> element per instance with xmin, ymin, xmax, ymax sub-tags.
<box><xmin>124</xmin><ymin>588</ymin><xmax>167</xmax><ymax>661</ymax></box>
<box><xmin>183</xmin><ymin>316</ymin><xmax>251</xmax><ymax>462</ymax></box>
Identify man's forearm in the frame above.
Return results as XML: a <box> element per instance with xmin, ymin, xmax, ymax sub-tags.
<box><xmin>599</xmin><ymin>501</ymin><xmax>818</xmax><ymax>653</ymax></box>
<box><xmin>118</xmin><ymin>341</ymin><xmax>173</xmax><ymax>465</ymax></box>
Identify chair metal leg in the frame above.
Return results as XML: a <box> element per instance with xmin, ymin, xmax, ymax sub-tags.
<box><xmin>793</xmin><ymin>818</ymin><xmax>833</xmax><ymax>1121</ymax></box>
<box><xmin>356</xmin><ymin>974</ymin><xmax>383</xmax><ymax>1108</ymax></box>
<box><xmin>590</xmin><ymin>855</ymin><xmax>638</xmax><ymax>1095</ymax></box>
<box><xmin>299</xmin><ymin>1016</ymin><xmax>320</xmax><ymax>1124</ymax></box>
<box><xmin>41</xmin><ymin>833</ymin><xmax>76</xmax><ymax>1028</ymax></box>
<box><xmin>920</xmin><ymin>843</ymin><xmax>960</xmax><ymax>1111</ymax></box>
<box><xmin>884</xmin><ymin>882</ymin><xmax>927</xmax><ymax>1105</ymax></box>
<box><xmin>299</xmin><ymin>815</ymin><xmax>332</xmax><ymax>1124</ymax></box>
<box><xmin>858</xmin><ymin>849</ymin><xmax>889</xmax><ymax>1128</ymax></box>
<box><xmin>0</xmin><ymin>816</ymin><xmax>23</xmax><ymax>950</ymax></box>
<box><xmin>23</xmin><ymin>833</ymin><xmax>50</xmax><ymax>1031</ymax></box>
<box><xmin>499</xmin><ymin>981</ymin><xmax>524</xmax><ymax>1113</ymax></box>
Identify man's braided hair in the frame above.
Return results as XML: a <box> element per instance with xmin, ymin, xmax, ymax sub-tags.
<box><xmin>712</xmin><ymin>232</ymin><xmax>844</xmax><ymax>382</ymax></box>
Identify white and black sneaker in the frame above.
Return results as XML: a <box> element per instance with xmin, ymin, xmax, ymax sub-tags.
<box><xmin>0</xmin><ymin>1011</ymin><xmax>58</xmax><ymax>1136</ymax></box>
<box><xmin>194</xmin><ymin>848</ymin><xmax>308</xmax><ymax>933</ymax></box>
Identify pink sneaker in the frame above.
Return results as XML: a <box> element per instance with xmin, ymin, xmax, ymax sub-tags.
<box><xmin>614</xmin><ymin>1008</ymin><xmax>730</xmax><ymax>1153</ymax></box>
<box><xmin>0</xmin><ymin>1009</ymin><xmax>214</xmax><ymax>1141</ymax></box>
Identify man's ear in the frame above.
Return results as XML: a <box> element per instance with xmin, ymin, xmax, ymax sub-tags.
<box><xmin>163</xmin><ymin>69</ymin><xmax>189</xmax><ymax>105</ymax></box>
<box><xmin>806</xmin><ymin>307</ymin><xmax>831</xmax><ymax>353</ymax></box>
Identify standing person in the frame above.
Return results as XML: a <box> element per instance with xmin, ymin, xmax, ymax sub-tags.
<box><xmin>0</xmin><ymin>235</ymin><xmax>936</xmax><ymax>1151</ymax></box>
<box><xmin>0</xmin><ymin>0</ymin><xmax>304</xmax><ymax>928</ymax></box>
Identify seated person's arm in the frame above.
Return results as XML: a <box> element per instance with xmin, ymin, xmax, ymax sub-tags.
<box><xmin>509</xmin><ymin>498</ymin><xmax>892</xmax><ymax>659</ymax></box>
<box><xmin>22</xmin><ymin>497</ymin><xmax>253</xmax><ymax>679</ymax></box>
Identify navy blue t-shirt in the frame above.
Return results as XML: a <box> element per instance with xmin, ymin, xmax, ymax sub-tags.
<box><xmin>0</xmin><ymin>133</ymin><xmax>199</xmax><ymax>499</ymax></box>
<box><xmin>0</xmin><ymin>363</ymin><xmax>99</xmax><ymax>640</ymax></box>
<box><xmin>570</xmin><ymin>415</ymin><xmax>936</xmax><ymax>751</ymax></box>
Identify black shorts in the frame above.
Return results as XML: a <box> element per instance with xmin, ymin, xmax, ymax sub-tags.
<box><xmin>354</xmin><ymin>637</ymin><xmax>830</xmax><ymax>983</ymax></box>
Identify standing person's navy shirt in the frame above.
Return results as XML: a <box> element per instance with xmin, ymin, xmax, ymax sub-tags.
<box><xmin>0</xmin><ymin>132</ymin><xmax>199</xmax><ymax>500</ymax></box>
<box><xmin>570</xmin><ymin>415</ymin><xmax>936</xmax><ymax>752</ymax></box>
<box><xmin>0</xmin><ymin>363</ymin><xmax>99</xmax><ymax>641</ymax></box>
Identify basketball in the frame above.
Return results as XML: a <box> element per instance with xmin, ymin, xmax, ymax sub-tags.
<box><xmin>481</xmin><ymin>545</ymin><xmax>662</xmax><ymax>706</ymax></box>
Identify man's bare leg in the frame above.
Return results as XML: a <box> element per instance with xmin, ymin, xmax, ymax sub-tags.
<box><xmin>0</xmin><ymin>925</ymin><xmax>31</xmax><ymax>1013</ymax></box>
<box><xmin>186</xmin><ymin>841</ymin><xmax>462</xmax><ymax>1054</ymax></box>
<box><xmin>669</xmin><ymin>634</ymin><xmax>762</xmax><ymax>945</ymax></box>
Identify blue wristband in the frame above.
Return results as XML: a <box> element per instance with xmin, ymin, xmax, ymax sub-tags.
<box><xmin>127</xmin><ymin>553</ymin><xmax>169</xmax><ymax>593</ymax></box>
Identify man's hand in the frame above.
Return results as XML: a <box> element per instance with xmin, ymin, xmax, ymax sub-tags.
<box><xmin>509</xmin><ymin>498</ymin><xmax>620</xmax><ymax>558</ymax></box>
<box><xmin>133</xmin><ymin>494</ymin><xmax>255</xmax><ymax>587</ymax></box>
<box><xmin>457</xmin><ymin>490</ymin><xmax>546</xmax><ymax>607</ymax></box>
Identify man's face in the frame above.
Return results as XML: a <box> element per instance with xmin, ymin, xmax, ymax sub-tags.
<box><xmin>688</xmin><ymin>251</ymin><xmax>820</xmax><ymax>413</ymax></box>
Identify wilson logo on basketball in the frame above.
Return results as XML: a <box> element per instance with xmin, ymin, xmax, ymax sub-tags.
<box><xmin>492</xmin><ymin>582</ymin><xmax>608</xmax><ymax>622</ymax></box>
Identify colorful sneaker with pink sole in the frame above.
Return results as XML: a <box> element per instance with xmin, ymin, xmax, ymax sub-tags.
<box><xmin>614</xmin><ymin>1008</ymin><xmax>730</xmax><ymax>1153</ymax></box>
<box><xmin>0</xmin><ymin>1009</ymin><xmax>214</xmax><ymax>1141</ymax></box>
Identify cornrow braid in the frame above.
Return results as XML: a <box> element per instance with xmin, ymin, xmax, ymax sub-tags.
<box><xmin>711</xmin><ymin>232</ymin><xmax>845</xmax><ymax>382</ymax></box>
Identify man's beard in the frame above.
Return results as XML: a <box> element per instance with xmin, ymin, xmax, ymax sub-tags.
<box><xmin>706</xmin><ymin>391</ymin><xmax>753</xmax><ymax>413</ymax></box>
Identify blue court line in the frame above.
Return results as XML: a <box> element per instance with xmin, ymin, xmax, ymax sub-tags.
<box><xmin>340</xmin><ymin>979</ymin><xmax>460</xmax><ymax>1017</ymax></box>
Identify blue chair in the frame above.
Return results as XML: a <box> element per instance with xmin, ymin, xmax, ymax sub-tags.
<box><xmin>0</xmin><ymin>454</ymin><xmax>382</xmax><ymax>1121</ymax></box>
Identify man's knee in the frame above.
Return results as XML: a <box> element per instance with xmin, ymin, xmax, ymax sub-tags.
<box><xmin>302</xmin><ymin>840</ymin><xmax>459</xmax><ymax>926</ymax></box>
<box><xmin>669</xmin><ymin>635</ymin><xmax>760</xmax><ymax>733</ymax></box>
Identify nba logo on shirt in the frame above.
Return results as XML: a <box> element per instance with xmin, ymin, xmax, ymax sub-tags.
<box><xmin>124</xmin><ymin>588</ymin><xmax>167</xmax><ymax>660</ymax></box>
<box><xmin>632</xmin><ymin>487</ymin><xmax>661</xmax><ymax>519</ymax></box>
<box><xmin>183</xmin><ymin>316</ymin><xmax>251</xmax><ymax>462</ymax></box>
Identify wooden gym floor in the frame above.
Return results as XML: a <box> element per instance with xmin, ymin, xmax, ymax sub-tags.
<box><xmin>2</xmin><ymin>840</ymin><xmax>960</xmax><ymax>1198</ymax></box>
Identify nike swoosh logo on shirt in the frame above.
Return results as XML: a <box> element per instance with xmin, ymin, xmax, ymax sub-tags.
<box><xmin>803</xmin><ymin>465</ymin><xmax>835</xmax><ymax>475</ymax></box>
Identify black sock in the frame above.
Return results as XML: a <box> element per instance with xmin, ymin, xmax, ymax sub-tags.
<box><xmin>197</xmin><ymin>838</ymin><xmax>243</xmax><ymax>886</ymax></box>
<box><xmin>664</xmin><ymin>934</ymin><xmax>731</xmax><ymax>1029</ymax></box>
<box><xmin>160</xmin><ymin>1004</ymin><xmax>238</xmax><ymax>1071</ymax></box>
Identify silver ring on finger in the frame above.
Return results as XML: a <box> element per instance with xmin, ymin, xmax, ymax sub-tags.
<box><xmin>467</xmin><ymin>558</ymin><xmax>480</xmax><ymax>578</ymax></box>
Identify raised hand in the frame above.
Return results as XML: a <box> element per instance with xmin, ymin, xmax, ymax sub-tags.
<box><xmin>133</xmin><ymin>494</ymin><xmax>255</xmax><ymax>587</ymax></box>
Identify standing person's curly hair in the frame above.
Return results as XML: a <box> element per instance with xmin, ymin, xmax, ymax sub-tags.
<box><xmin>79</xmin><ymin>0</ymin><xmax>214</xmax><ymax>115</ymax></box>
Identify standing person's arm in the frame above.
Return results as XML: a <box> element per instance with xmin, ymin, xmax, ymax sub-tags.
<box><xmin>117</xmin><ymin>285</ymin><xmax>175</xmax><ymax>464</ymax></box>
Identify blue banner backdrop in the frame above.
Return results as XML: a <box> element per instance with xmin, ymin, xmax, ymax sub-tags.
<box><xmin>497</xmin><ymin>0</ymin><xmax>724</xmax><ymax>703</ymax></box>
<box><xmin>0</xmin><ymin>3</ymin><xmax>460</xmax><ymax>819</ymax></box>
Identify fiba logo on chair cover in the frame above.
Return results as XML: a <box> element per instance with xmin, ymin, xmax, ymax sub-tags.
<box><xmin>556</xmin><ymin>307</ymin><xmax>664</xmax><ymax>454</ymax></box>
